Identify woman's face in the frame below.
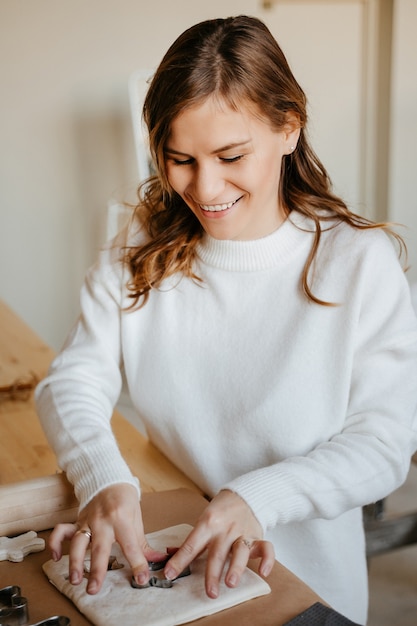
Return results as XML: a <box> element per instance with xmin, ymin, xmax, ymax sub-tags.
<box><xmin>164</xmin><ymin>96</ymin><xmax>298</xmax><ymax>240</ymax></box>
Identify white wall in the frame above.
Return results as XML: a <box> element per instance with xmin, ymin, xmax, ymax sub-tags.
<box><xmin>264</xmin><ymin>1</ymin><xmax>364</xmax><ymax>213</ymax></box>
<box><xmin>389</xmin><ymin>0</ymin><xmax>417</xmax><ymax>283</ymax></box>
<box><xmin>0</xmin><ymin>0</ymin><xmax>260</xmax><ymax>349</ymax></box>
<box><xmin>1</xmin><ymin>0</ymin><xmax>416</xmax><ymax>350</ymax></box>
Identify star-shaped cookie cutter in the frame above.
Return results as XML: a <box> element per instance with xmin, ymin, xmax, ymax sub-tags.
<box><xmin>131</xmin><ymin>550</ymin><xmax>191</xmax><ymax>589</ymax></box>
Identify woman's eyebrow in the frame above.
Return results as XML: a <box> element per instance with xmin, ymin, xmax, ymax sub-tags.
<box><xmin>164</xmin><ymin>140</ymin><xmax>252</xmax><ymax>156</ymax></box>
<box><xmin>211</xmin><ymin>140</ymin><xmax>252</xmax><ymax>154</ymax></box>
<box><xmin>164</xmin><ymin>147</ymin><xmax>191</xmax><ymax>157</ymax></box>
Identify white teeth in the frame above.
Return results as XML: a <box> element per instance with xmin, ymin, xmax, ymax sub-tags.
<box><xmin>200</xmin><ymin>199</ymin><xmax>237</xmax><ymax>212</ymax></box>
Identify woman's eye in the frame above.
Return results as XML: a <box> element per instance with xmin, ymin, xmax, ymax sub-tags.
<box><xmin>167</xmin><ymin>154</ymin><xmax>244</xmax><ymax>165</ymax></box>
<box><xmin>173</xmin><ymin>158</ymin><xmax>193</xmax><ymax>165</ymax></box>
<box><xmin>221</xmin><ymin>155</ymin><xmax>243</xmax><ymax>163</ymax></box>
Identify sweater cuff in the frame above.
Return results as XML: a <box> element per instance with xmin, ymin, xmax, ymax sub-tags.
<box><xmin>222</xmin><ymin>465</ymin><xmax>307</xmax><ymax>533</ymax></box>
<box><xmin>66</xmin><ymin>442</ymin><xmax>141</xmax><ymax>511</ymax></box>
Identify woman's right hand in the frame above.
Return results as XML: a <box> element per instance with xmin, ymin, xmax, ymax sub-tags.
<box><xmin>48</xmin><ymin>483</ymin><xmax>167</xmax><ymax>594</ymax></box>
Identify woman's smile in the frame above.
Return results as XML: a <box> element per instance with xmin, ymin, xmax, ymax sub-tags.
<box><xmin>198</xmin><ymin>197</ymin><xmax>242</xmax><ymax>213</ymax></box>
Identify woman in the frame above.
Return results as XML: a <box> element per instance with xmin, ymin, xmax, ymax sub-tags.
<box><xmin>35</xmin><ymin>16</ymin><xmax>417</xmax><ymax>624</ymax></box>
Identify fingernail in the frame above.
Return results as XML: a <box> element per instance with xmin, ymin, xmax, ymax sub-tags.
<box><xmin>209</xmin><ymin>585</ymin><xmax>219</xmax><ymax>598</ymax></box>
<box><xmin>87</xmin><ymin>579</ymin><xmax>98</xmax><ymax>594</ymax></box>
<box><xmin>52</xmin><ymin>551</ymin><xmax>58</xmax><ymax>562</ymax></box>
<box><xmin>164</xmin><ymin>567</ymin><xmax>176</xmax><ymax>581</ymax></box>
<box><xmin>228</xmin><ymin>573</ymin><xmax>237</xmax><ymax>587</ymax></box>
<box><xmin>70</xmin><ymin>571</ymin><xmax>80</xmax><ymax>584</ymax></box>
<box><xmin>136</xmin><ymin>572</ymin><xmax>149</xmax><ymax>586</ymax></box>
<box><xmin>260</xmin><ymin>563</ymin><xmax>272</xmax><ymax>577</ymax></box>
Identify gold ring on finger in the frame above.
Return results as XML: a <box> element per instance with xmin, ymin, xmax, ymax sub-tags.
<box><xmin>75</xmin><ymin>528</ymin><xmax>92</xmax><ymax>541</ymax></box>
<box><xmin>233</xmin><ymin>537</ymin><xmax>252</xmax><ymax>549</ymax></box>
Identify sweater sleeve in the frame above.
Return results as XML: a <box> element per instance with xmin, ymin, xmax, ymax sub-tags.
<box><xmin>35</xmin><ymin>230</ymin><xmax>140</xmax><ymax>510</ymax></box>
<box><xmin>223</xmin><ymin>233</ymin><xmax>417</xmax><ymax>533</ymax></box>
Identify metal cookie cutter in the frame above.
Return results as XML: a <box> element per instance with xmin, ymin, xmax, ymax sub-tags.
<box><xmin>0</xmin><ymin>585</ymin><xmax>70</xmax><ymax>626</ymax></box>
<box><xmin>0</xmin><ymin>585</ymin><xmax>28</xmax><ymax>625</ymax></box>
<box><xmin>131</xmin><ymin>553</ymin><xmax>191</xmax><ymax>589</ymax></box>
<box><xmin>30</xmin><ymin>619</ymin><xmax>70</xmax><ymax>626</ymax></box>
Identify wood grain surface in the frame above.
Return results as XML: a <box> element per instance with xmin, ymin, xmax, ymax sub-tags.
<box><xmin>0</xmin><ymin>299</ymin><xmax>199</xmax><ymax>494</ymax></box>
<box><xmin>0</xmin><ymin>489</ymin><xmax>324</xmax><ymax>626</ymax></box>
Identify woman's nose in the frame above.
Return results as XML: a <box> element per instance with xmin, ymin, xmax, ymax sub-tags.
<box><xmin>191</xmin><ymin>163</ymin><xmax>224</xmax><ymax>202</ymax></box>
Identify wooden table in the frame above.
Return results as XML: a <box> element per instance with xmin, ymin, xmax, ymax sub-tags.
<box><xmin>0</xmin><ymin>489</ymin><xmax>328</xmax><ymax>626</ymax></box>
<box><xmin>0</xmin><ymin>299</ymin><xmax>199</xmax><ymax>492</ymax></box>
<box><xmin>0</xmin><ymin>299</ymin><xmax>330</xmax><ymax>626</ymax></box>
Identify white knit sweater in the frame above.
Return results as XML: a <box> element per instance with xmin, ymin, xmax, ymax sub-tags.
<box><xmin>36</xmin><ymin>211</ymin><xmax>417</xmax><ymax>624</ymax></box>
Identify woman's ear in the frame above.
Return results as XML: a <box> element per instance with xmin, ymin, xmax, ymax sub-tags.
<box><xmin>284</xmin><ymin>111</ymin><xmax>301</xmax><ymax>154</ymax></box>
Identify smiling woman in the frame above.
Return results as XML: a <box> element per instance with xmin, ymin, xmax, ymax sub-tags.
<box><xmin>35</xmin><ymin>15</ymin><xmax>417</xmax><ymax>626</ymax></box>
<box><xmin>164</xmin><ymin>96</ymin><xmax>298</xmax><ymax>241</ymax></box>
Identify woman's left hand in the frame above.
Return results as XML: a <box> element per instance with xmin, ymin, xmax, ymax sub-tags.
<box><xmin>163</xmin><ymin>489</ymin><xmax>275</xmax><ymax>598</ymax></box>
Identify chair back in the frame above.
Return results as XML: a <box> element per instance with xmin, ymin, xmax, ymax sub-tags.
<box><xmin>106</xmin><ymin>69</ymin><xmax>154</xmax><ymax>240</ymax></box>
<box><xmin>128</xmin><ymin>69</ymin><xmax>154</xmax><ymax>181</ymax></box>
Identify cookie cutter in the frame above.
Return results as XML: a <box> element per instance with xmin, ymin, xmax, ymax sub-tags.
<box><xmin>0</xmin><ymin>585</ymin><xmax>27</xmax><ymax>625</ymax></box>
<box><xmin>131</xmin><ymin>552</ymin><xmax>191</xmax><ymax>589</ymax></box>
<box><xmin>0</xmin><ymin>585</ymin><xmax>70</xmax><ymax>626</ymax></box>
<box><xmin>83</xmin><ymin>555</ymin><xmax>124</xmax><ymax>576</ymax></box>
<box><xmin>31</xmin><ymin>620</ymin><xmax>70</xmax><ymax>626</ymax></box>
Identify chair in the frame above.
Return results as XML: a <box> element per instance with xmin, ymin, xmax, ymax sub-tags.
<box><xmin>106</xmin><ymin>71</ymin><xmax>156</xmax><ymax>433</ymax></box>
<box><xmin>365</xmin><ymin>283</ymin><xmax>417</xmax><ymax>557</ymax></box>
<box><xmin>106</xmin><ymin>69</ymin><xmax>154</xmax><ymax>240</ymax></box>
<box><xmin>128</xmin><ymin>69</ymin><xmax>154</xmax><ymax>182</ymax></box>
<box><xmin>364</xmin><ymin>454</ymin><xmax>417</xmax><ymax>557</ymax></box>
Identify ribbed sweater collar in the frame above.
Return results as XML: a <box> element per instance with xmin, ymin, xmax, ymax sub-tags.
<box><xmin>196</xmin><ymin>210</ymin><xmax>311</xmax><ymax>272</ymax></box>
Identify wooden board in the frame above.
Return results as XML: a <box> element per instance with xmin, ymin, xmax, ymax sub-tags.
<box><xmin>0</xmin><ymin>299</ymin><xmax>199</xmax><ymax>493</ymax></box>
<box><xmin>0</xmin><ymin>299</ymin><xmax>53</xmax><ymax>387</ymax></box>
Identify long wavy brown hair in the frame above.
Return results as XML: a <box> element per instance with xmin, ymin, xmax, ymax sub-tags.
<box><xmin>124</xmin><ymin>15</ymin><xmax>404</xmax><ymax>308</ymax></box>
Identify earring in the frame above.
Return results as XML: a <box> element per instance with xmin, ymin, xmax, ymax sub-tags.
<box><xmin>290</xmin><ymin>146</ymin><xmax>295</xmax><ymax>152</ymax></box>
